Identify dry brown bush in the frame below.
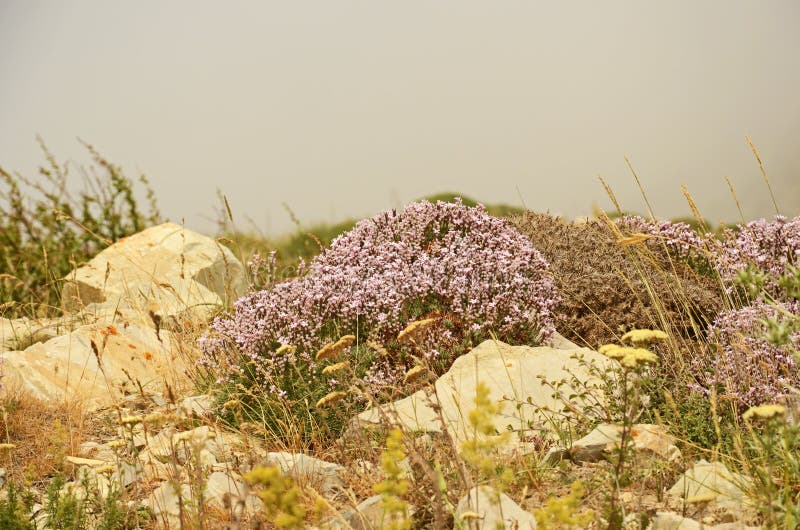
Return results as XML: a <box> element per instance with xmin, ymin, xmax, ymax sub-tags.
<box><xmin>510</xmin><ymin>212</ymin><xmax>723</xmax><ymax>348</ymax></box>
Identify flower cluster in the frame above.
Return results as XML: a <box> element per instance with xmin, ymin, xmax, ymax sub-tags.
<box><xmin>691</xmin><ymin>299</ymin><xmax>800</xmax><ymax>406</ymax></box>
<box><xmin>616</xmin><ymin>215</ymin><xmax>705</xmax><ymax>261</ymax></box>
<box><xmin>715</xmin><ymin>215</ymin><xmax>800</xmax><ymax>299</ymax></box>
<box><xmin>200</xmin><ymin>199</ymin><xmax>559</xmax><ymax>393</ymax></box>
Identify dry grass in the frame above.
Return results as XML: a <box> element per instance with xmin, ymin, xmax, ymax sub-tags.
<box><xmin>0</xmin><ymin>387</ymin><xmax>87</xmax><ymax>486</ymax></box>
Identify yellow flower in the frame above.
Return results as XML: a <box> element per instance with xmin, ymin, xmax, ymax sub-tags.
<box><xmin>95</xmin><ymin>465</ymin><xmax>117</xmax><ymax>475</ymax></box>
<box><xmin>397</xmin><ymin>318</ymin><xmax>438</xmax><ymax>343</ymax></box>
<box><xmin>402</xmin><ymin>365</ymin><xmax>427</xmax><ymax>385</ymax></box>
<box><xmin>316</xmin><ymin>391</ymin><xmax>347</xmax><ymax>408</ymax></box>
<box><xmin>315</xmin><ymin>335</ymin><xmax>356</xmax><ymax>361</ymax></box>
<box><xmin>743</xmin><ymin>404</ymin><xmax>786</xmax><ymax>421</ymax></box>
<box><xmin>0</xmin><ymin>443</ymin><xmax>16</xmax><ymax>451</ymax></box>
<box><xmin>621</xmin><ymin>329</ymin><xmax>668</xmax><ymax>344</ymax></box>
<box><xmin>322</xmin><ymin>361</ymin><xmax>350</xmax><ymax>375</ymax></box>
<box><xmin>107</xmin><ymin>440</ymin><xmax>126</xmax><ymax>449</ymax></box>
<box><xmin>618</xmin><ymin>348</ymin><xmax>658</xmax><ymax>368</ymax></box>
<box><xmin>598</xmin><ymin>344</ymin><xmax>626</xmax><ymax>359</ymax></box>
<box><xmin>173</xmin><ymin>431</ymin><xmax>194</xmax><ymax>443</ymax></box>
<box><xmin>599</xmin><ymin>344</ymin><xmax>658</xmax><ymax>368</ymax></box>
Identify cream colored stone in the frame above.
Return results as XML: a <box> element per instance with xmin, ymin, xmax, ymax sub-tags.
<box><xmin>569</xmin><ymin>423</ymin><xmax>681</xmax><ymax>463</ymax></box>
<box><xmin>354</xmin><ymin>340</ymin><xmax>611</xmax><ymax>449</ymax></box>
<box><xmin>669</xmin><ymin>460</ymin><xmax>755</xmax><ymax>519</ymax></box>
<box><xmin>1</xmin><ymin>316</ymin><xmax>70</xmax><ymax>352</ymax></box>
<box><xmin>263</xmin><ymin>452</ymin><xmax>345</xmax><ymax>496</ymax></box>
<box><xmin>65</xmin><ymin>455</ymin><xmax>106</xmax><ymax>467</ymax></box>
<box><xmin>60</xmin><ymin>222</ymin><xmax>246</xmax><ymax>323</ymax></box>
<box><xmin>1</xmin><ymin>323</ymin><xmax>183</xmax><ymax>408</ymax></box>
<box><xmin>455</xmin><ymin>486</ymin><xmax>537</xmax><ymax>529</ymax></box>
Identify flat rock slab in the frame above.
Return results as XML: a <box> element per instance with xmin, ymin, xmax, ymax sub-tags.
<box><xmin>669</xmin><ymin>459</ymin><xmax>755</xmax><ymax>519</ymax></box>
<box><xmin>455</xmin><ymin>486</ymin><xmax>537</xmax><ymax>529</ymax></box>
<box><xmin>569</xmin><ymin>423</ymin><xmax>681</xmax><ymax>463</ymax></box>
<box><xmin>651</xmin><ymin>512</ymin><xmax>761</xmax><ymax>530</ymax></box>
<box><xmin>263</xmin><ymin>452</ymin><xmax>346</xmax><ymax>496</ymax></box>
<box><xmin>354</xmin><ymin>339</ymin><xmax>611</xmax><ymax>448</ymax></box>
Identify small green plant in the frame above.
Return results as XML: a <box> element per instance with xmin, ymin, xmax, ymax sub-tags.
<box><xmin>244</xmin><ymin>465</ymin><xmax>307</xmax><ymax>529</ymax></box>
<box><xmin>459</xmin><ymin>381</ymin><xmax>512</xmax><ymax>489</ymax></box>
<box><xmin>0</xmin><ymin>481</ymin><xmax>35</xmax><ymax>530</ymax></box>
<box><xmin>596</xmin><ymin>329</ymin><xmax>662</xmax><ymax>529</ymax></box>
<box><xmin>374</xmin><ymin>428</ymin><xmax>412</xmax><ymax>530</ymax></box>
<box><xmin>0</xmin><ymin>139</ymin><xmax>160</xmax><ymax>316</ymax></box>
<box><xmin>533</xmin><ymin>480</ymin><xmax>595</xmax><ymax>529</ymax></box>
<box><xmin>43</xmin><ymin>474</ymin><xmax>88</xmax><ymax>530</ymax></box>
<box><xmin>738</xmin><ymin>403</ymin><xmax>800</xmax><ymax>527</ymax></box>
<box><xmin>41</xmin><ymin>470</ymin><xmax>140</xmax><ymax>530</ymax></box>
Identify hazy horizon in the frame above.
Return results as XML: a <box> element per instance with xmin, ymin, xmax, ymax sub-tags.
<box><xmin>1</xmin><ymin>1</ymin><xmax>798</xmax><ymax>236</ymax></box>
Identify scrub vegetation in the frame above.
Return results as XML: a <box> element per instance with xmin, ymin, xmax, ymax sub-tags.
<box><xmin>1</xmin><ymin>143</ymin><xmax>798</xmax><ymax>528</ymax></box>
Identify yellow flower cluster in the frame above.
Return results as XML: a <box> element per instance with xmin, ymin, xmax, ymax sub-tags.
<box><xmin>598</xmin><ymin>344</ymin><xmax>658</xmax><ymax>369</ymax></box>
<box><xmin>245</xmin><ymin>465</ymin><xmax>307</xmax><ymax>529</ymax></box>
<box><xmin>742</xmin><ymin>404</ymin><xmax>786</xmax><ymax>421</ymax></box>
<box><xmin>118</xmin><ymin>415</ymin><xmax>144</xmax><ymax>426</ymax></box>
<box><xmin>620</xmin><ymin>329</ymin><xmax>668</xmax><ymax>344</ymax></box>
<box><xmin>275</xmin><ymin>344</ymin><xmax>296</xmax><ymax>356</ymax></box>
<box><xmin>374</xmin><ymin>428</ymin><xmax>412</xmax><ymax>530</ymax></box>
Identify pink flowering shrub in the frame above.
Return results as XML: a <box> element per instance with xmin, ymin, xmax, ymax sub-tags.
<box><xmin>715</xmin><ymin>215</ymin><xmax>800</xmax><ymax>300</ymax></box>
<box><xmin>199</xmin><ymin>200</ymin><xmax>559</xmax><ymax>428</ymax></box>
<box><xmin>616</xmin><ymin>215</ymin><xmax>706</xmax><ymax>263</ymax></box>
<box><xmin>691</xmin><ymin>300</ymin><xmax>800</xmax><ymax>406</ymax></box>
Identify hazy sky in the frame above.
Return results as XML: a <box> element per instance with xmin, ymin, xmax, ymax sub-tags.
<box><xmin>1</xmin><ymin>1</ymin><xmax>798</xmax><ymax>235</ymax></box>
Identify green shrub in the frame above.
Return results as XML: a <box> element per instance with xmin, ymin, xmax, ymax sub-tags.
<box><xmin>0</xmin><ymin>482</ymin><xmax>34</xmax><ymax>530</ymax></box>
<box><xmin>0</xmin><ymin>139</ymin><xmax>160</xmax><ymax>317</ymax></box>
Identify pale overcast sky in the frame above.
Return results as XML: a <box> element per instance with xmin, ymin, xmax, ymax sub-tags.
<box><xmin>1</xmin><ymin>1</ymin><xmax>798</xmax><ymax>235</ymax></box>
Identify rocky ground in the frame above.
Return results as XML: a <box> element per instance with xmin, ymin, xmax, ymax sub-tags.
<box><xmin>0</xmin><ymin>223</ymin><xmax>769</xmax><ymax>529</ymax></box>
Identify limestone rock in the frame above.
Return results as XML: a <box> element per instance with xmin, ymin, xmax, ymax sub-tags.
<box><xmin>263</xmin><ymin>452</ymin><xmax>345</xmax><ymax>496</ymax></box>
<box><xmin>650</xmin><ymin>512</ymin><xmax>761</xmax><ymax>530</ymax></box>
<box><xmin>0</xmin><ymin>323</ymin><xmax>182</xmax><ymax>408</ymax></box>
<box><xmin>179</xmin><ymin>394</ymin><xmax>215</xmax><ymax>419</ymax></box>
<box><xmin>79</xmin><ymin>441</ymin><xmax>118</xmax><ymax>463</ymax></box>
<box><xmin>148</xmin><ymin>471</ymin><xmax>260</xmax><ymax>527</ymax></box>
<box><xmin>148</xmin><ymin>480</ymin><xmax>191</xmax><ymax>529</ymax></box>
<box><xmin>354</xmin><ymin>340</ymin><xmax>610</xmax><ymax>449</ymax></box>
<box><xmin>60</xmin><ymin>222</ymin><xmax>246</xmax><ymax>323</ymax></box>
<box><xmin>144</xmin><ymin>426</ymin><xmax>220</xmax><ymax>466</ymax></box>
<box><xmin>321</xmin><ymin>494</ymin><xmax>413</xmax><ymax>530</ymax></box>
<box><xmin>1</xmin><ymin>316</ymin><xmax>66</xmax><ymax>352</ymax></box>
<box><xmin>544</xmin><ymin>331</ymin><xmax>582</xmax><ymax>350</ymax></box>
<box><xmin>668</xmin><ymin>460</ymin><xmax>755</xmax><ymax>520</ymax></box>
<box><xmin>454</xmin><ymin>486</ymin><xmax>537</xmax><ymax>529</ymax></box>
<box><xmin>569</xmin><ymin>423</ymin><xmax>681</xmax><ymax>463</ymax></box>
<box><xmin>204</xmin><ymin>470</ymin><xmax>261</xmax><ymax>515</ymax></box>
